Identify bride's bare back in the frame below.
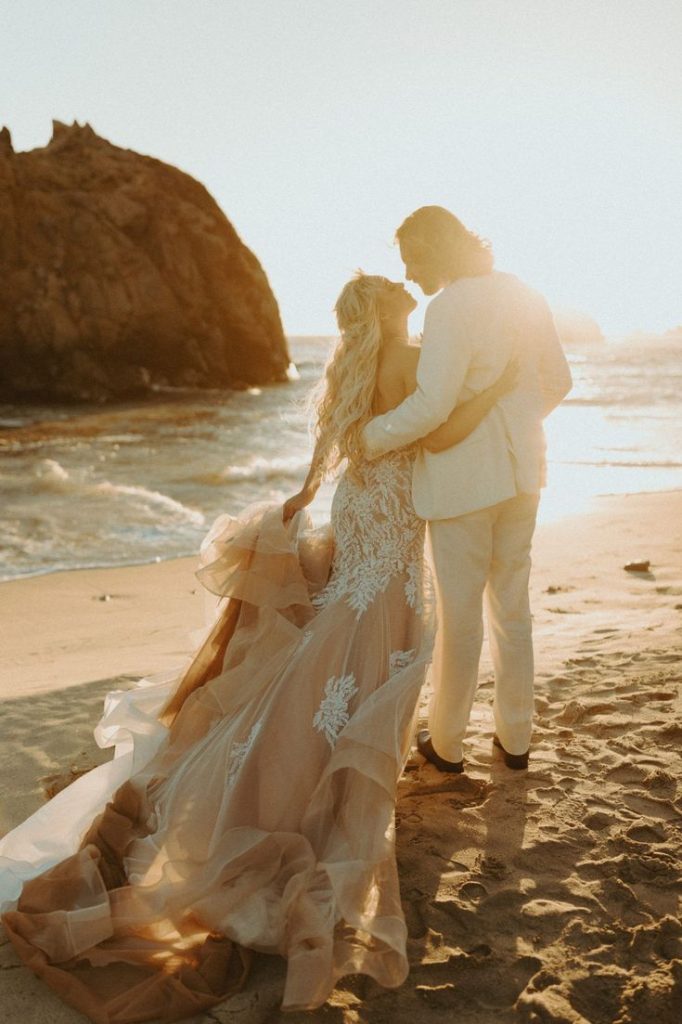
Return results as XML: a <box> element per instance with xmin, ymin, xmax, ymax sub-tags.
<box><xmin>373</xmin><ymin>340</ymin><xmax>516</xmax><ymax>452</ymax></box>
<box><xmin>373</xmin><ymin>342</ymin><xmax>420</xmax><ymax>414</ymax></box>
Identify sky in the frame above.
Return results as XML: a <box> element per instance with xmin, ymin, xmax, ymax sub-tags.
<box><xmin>2</xmin><ymin>0</ymin><xmax>681</xmax><ymax>338</ymax></box>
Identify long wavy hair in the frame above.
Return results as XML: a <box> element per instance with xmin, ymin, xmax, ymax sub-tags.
<box><xmin>396</xmin><ymin>205</ymin><xmax>493</xmax><ymax>279</ymax></box>
<box><xmin>311</xmin><ymin>272</ymin><xmax>388</xmax><ymax>481</ymax></box>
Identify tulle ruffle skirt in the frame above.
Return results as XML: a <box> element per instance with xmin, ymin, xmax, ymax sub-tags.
<box><xmin>1</xmin><ymin>500</ymin><xmax>433</xmax><ymax>1022</ymax></box>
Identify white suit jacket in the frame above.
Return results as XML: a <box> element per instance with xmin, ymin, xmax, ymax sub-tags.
<box><xmin>362</xmin><ymin>271</ymin><xmax>572</xmax><ymax>520</ymax></box>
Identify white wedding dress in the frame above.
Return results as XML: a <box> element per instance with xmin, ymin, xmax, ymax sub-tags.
<box><xmin>0</xmin><ymin>449</ymin><xmax>434</xmax><ymax>1023</ymax></box>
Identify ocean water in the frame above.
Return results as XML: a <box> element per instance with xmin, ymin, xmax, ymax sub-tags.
<box><xmin>0</xmin><ymin>335</ymin><xmax>680</xmax><ymax>581</ymax></box>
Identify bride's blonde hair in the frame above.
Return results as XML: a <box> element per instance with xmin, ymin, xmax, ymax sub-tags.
<box><xmin>311</xmin><ymin>272</ymin><xmax>388</xmax><ymax>481</ymax></box>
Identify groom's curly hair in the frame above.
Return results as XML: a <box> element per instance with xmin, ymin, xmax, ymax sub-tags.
<box><xmin>396</xmin><ymin>205</ymin><xmax>494</xmax><ymax>278</ymax></box>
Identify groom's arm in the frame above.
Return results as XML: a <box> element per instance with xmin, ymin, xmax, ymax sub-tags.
<box><xmin>363</xmin><ymin>290</ymin><xmax>473</xmax><ymax>458</ymax></box>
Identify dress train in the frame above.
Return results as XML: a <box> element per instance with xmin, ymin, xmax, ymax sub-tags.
<box><xmin>0</xmin><ymin>450</ymin><xmax>433</xmax><ymax>1022</ymax></box>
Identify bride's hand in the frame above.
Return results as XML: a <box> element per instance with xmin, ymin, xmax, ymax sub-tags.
<box><xmin>282</xmin><ymin>487</ymin><xmax>315</xmax><ymax>524</ymax></box>
<box><xmin>491</xmin><ymin>357</ymin><xmax>520</xmax><ymax>399</ymax></box>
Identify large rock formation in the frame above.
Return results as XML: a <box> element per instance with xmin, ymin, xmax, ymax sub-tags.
<box><xmin>0</xmin><ymin>121</ymin><xmax>289</xmax><ymax>401</ymax></box>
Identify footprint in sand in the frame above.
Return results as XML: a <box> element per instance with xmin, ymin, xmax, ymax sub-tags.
<box><xmin>520</xmin><ymin>917</ymin><xmax>682</xmax><ymax>1023</ymax></box>
<box><xmin>587</xmin><ymin>715</ymin><xmax>639</xmax><ymax>738</ymax></box>
<box><xmin>554</xmin><ymin>748</ymin><xmax>587</xmax><ymax>765</ymax></box>
<box><xmin>617</xmin><ymin>850</ymin><xmax>681</xmax><ymax>888</ymax></box>
<box><xmin>584</xmin><ymin>810</ymin><xmax>615</xmax><ymax>831</ymax></box>
<box><xmin>626</xmin><ymin>822</ymin><xmax>667</xmax><ymax>843</ymax></box>
<box><xmin>555</xmin><ymin>701</ymin><xmax>588</xmax><ymax>725</ymax></box>
<box><xmin>621</xmin><ymin>689</ymin><xmax>677</xmax><ymax>705</ymax></box>
<box><xmin>547</xmin><ymin>674</ymin><xmax>573</xmax><ymax>686</ymax></box>
<box><xmin>596</xmin><ymin>877</ymin><xmax>650</xmax><ymax>921</ymax></box>
<box><xmin>534</xmin><ymin>785</ymin><xmax>568</xmax><ymax>803</ymax></box>
<box><xmin>577</xmin><ymin>849</ymin><xmax>681</xmax><ymax>889</ymax></box>
<box><xmin>431</xmin><ymin>897</ymin><xmax>486</xmax><ymax>947</ymax></box>
<box><xmin>554</xmin><ymin>700</ymin><xmax>631</xmax><ymax>727</ymax></box>
<box><xmin>643</xmin><ymin>767</ymin><xmax>678</xmax><ymax>793</ymax></box>
<box><xmin>415</xmin><ymin>950</ymin><xmax>542</xmax><ymax>1011</ymax></box>
<box><xmin>457</xmin><ymin>880</ymin><xmax>489</xmax><ymax>903</ymax></box>
<box><xmin>521</xmin><ymin>898</ymin><xmax>592</xmax><ymax>920</ymax></box>
<box><xmin>513</xmin><ymin>837</ymin><xmax>586</xmax><ymax>875</ymax></box>
<box><xmin>655</xmin><ymin>720</ymin><xmax>682</xmax><ymax>743</ymax></box>
<box><xmin>405</xmin><ymin>777</ymin><xmax>490</xmax><ymax>804</ymax></box>
<box><xmin>621</xmin><ymin>791</ymin><xmax>682</xmax><ymax>822</ymax></box>
<box><xmin>566</xmin><ymin>970</ymin><xmax>626</xmax><ymax>1024</ymax></box>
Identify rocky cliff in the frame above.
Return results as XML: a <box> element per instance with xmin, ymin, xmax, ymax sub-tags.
<box><xmin>0</xmin><ymin>121</ymin><xmax>289</xmax><ymax>401</ymax></box>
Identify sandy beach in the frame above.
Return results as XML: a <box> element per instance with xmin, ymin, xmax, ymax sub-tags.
<box><xmin>1</xmin><ymin>490</ymin><xmax>680</xmax><ymax>1024</ymax></box>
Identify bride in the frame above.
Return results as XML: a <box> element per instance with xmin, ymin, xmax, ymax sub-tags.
<box><xmin>0</xmin><ymin>273</ymin><xmax>516</xmax><ymax>1023</ymax></box>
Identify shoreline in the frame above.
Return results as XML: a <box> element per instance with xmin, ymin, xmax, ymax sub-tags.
<box><xmin>1</xmin><ymin>487</ymin><xmax>680</xmax><ymax>700</ymax></box>
<box><xmin>2</xmin><ymin>484</ymin><xmax>681</xmax><ymax>588</ymax></box>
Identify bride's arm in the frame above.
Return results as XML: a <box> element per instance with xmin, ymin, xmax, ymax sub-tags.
<box><xmin>421</xmin><ymin>360</ymin><xmax>519</xmax><ymax>453</ymax></box>
<box><xmin>282</xmin><ymin>438</ymin><xmax>325</xmax><ymax>522</ymax></box>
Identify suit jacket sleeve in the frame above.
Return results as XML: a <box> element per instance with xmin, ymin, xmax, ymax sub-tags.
<box><xmin>362</xmin><ymin>290</ymin><xmax>473</xmax><ymax>458</ymax></box>
<box><xmin>536</xmin><ymin>299</ymin><xmax>573</xmax><ymax>415</ymax></box>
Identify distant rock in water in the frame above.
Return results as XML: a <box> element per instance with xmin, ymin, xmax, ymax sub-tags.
<box><xmin>552</xmin><ymin>308</ymin><xmax>604</xmax><ymax>349</ymax></box>
<box><xmin>0</xmin><ymin>121</ymin><xmax>289</xmax><ymax>401</ymax></box>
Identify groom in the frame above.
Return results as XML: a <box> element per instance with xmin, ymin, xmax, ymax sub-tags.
<box><xmin>363</xmin><ymin>206</ymin><xmax>572</xmax><ymax>772</ymax></box>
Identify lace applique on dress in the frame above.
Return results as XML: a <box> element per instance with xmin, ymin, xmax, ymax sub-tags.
<box><xmin>227</xmin><ymin>720</ymin><xmax>262</xmax><ymax>785</ymax></box>
<box><xmin>404</xmin><ymin>562</ymin><xmax>424</xmax><ymax>614</ymax></box>
<box><xmin>313</xmin><ymin>450</ymin><xmax>424</xmax><ymax>619</ymax></box>
<box><xmin>313</xmin><ymin>673</ymin><xmax>358</xmax><ymax>747</ymax></box>
<box><xmin>389</xmin><ymin>649</ymin><xmax>416</xmax><ymax>677</ymax></box>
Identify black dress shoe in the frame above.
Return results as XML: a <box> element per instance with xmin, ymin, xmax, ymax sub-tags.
<box><xmin>417</xmin><ymin>730</ymin><xmax>464</xmax><ymax>773</ymax></box>
<box><xmin>493</xmin><ymin>734</ymin><xmax>529</xmax><ymax>770</ymax></box>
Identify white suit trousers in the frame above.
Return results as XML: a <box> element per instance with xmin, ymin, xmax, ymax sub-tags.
<box><xmin>427</xmin><ymin>492</ymin><xmax>540</xmax><ymax>761</ymax></box>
